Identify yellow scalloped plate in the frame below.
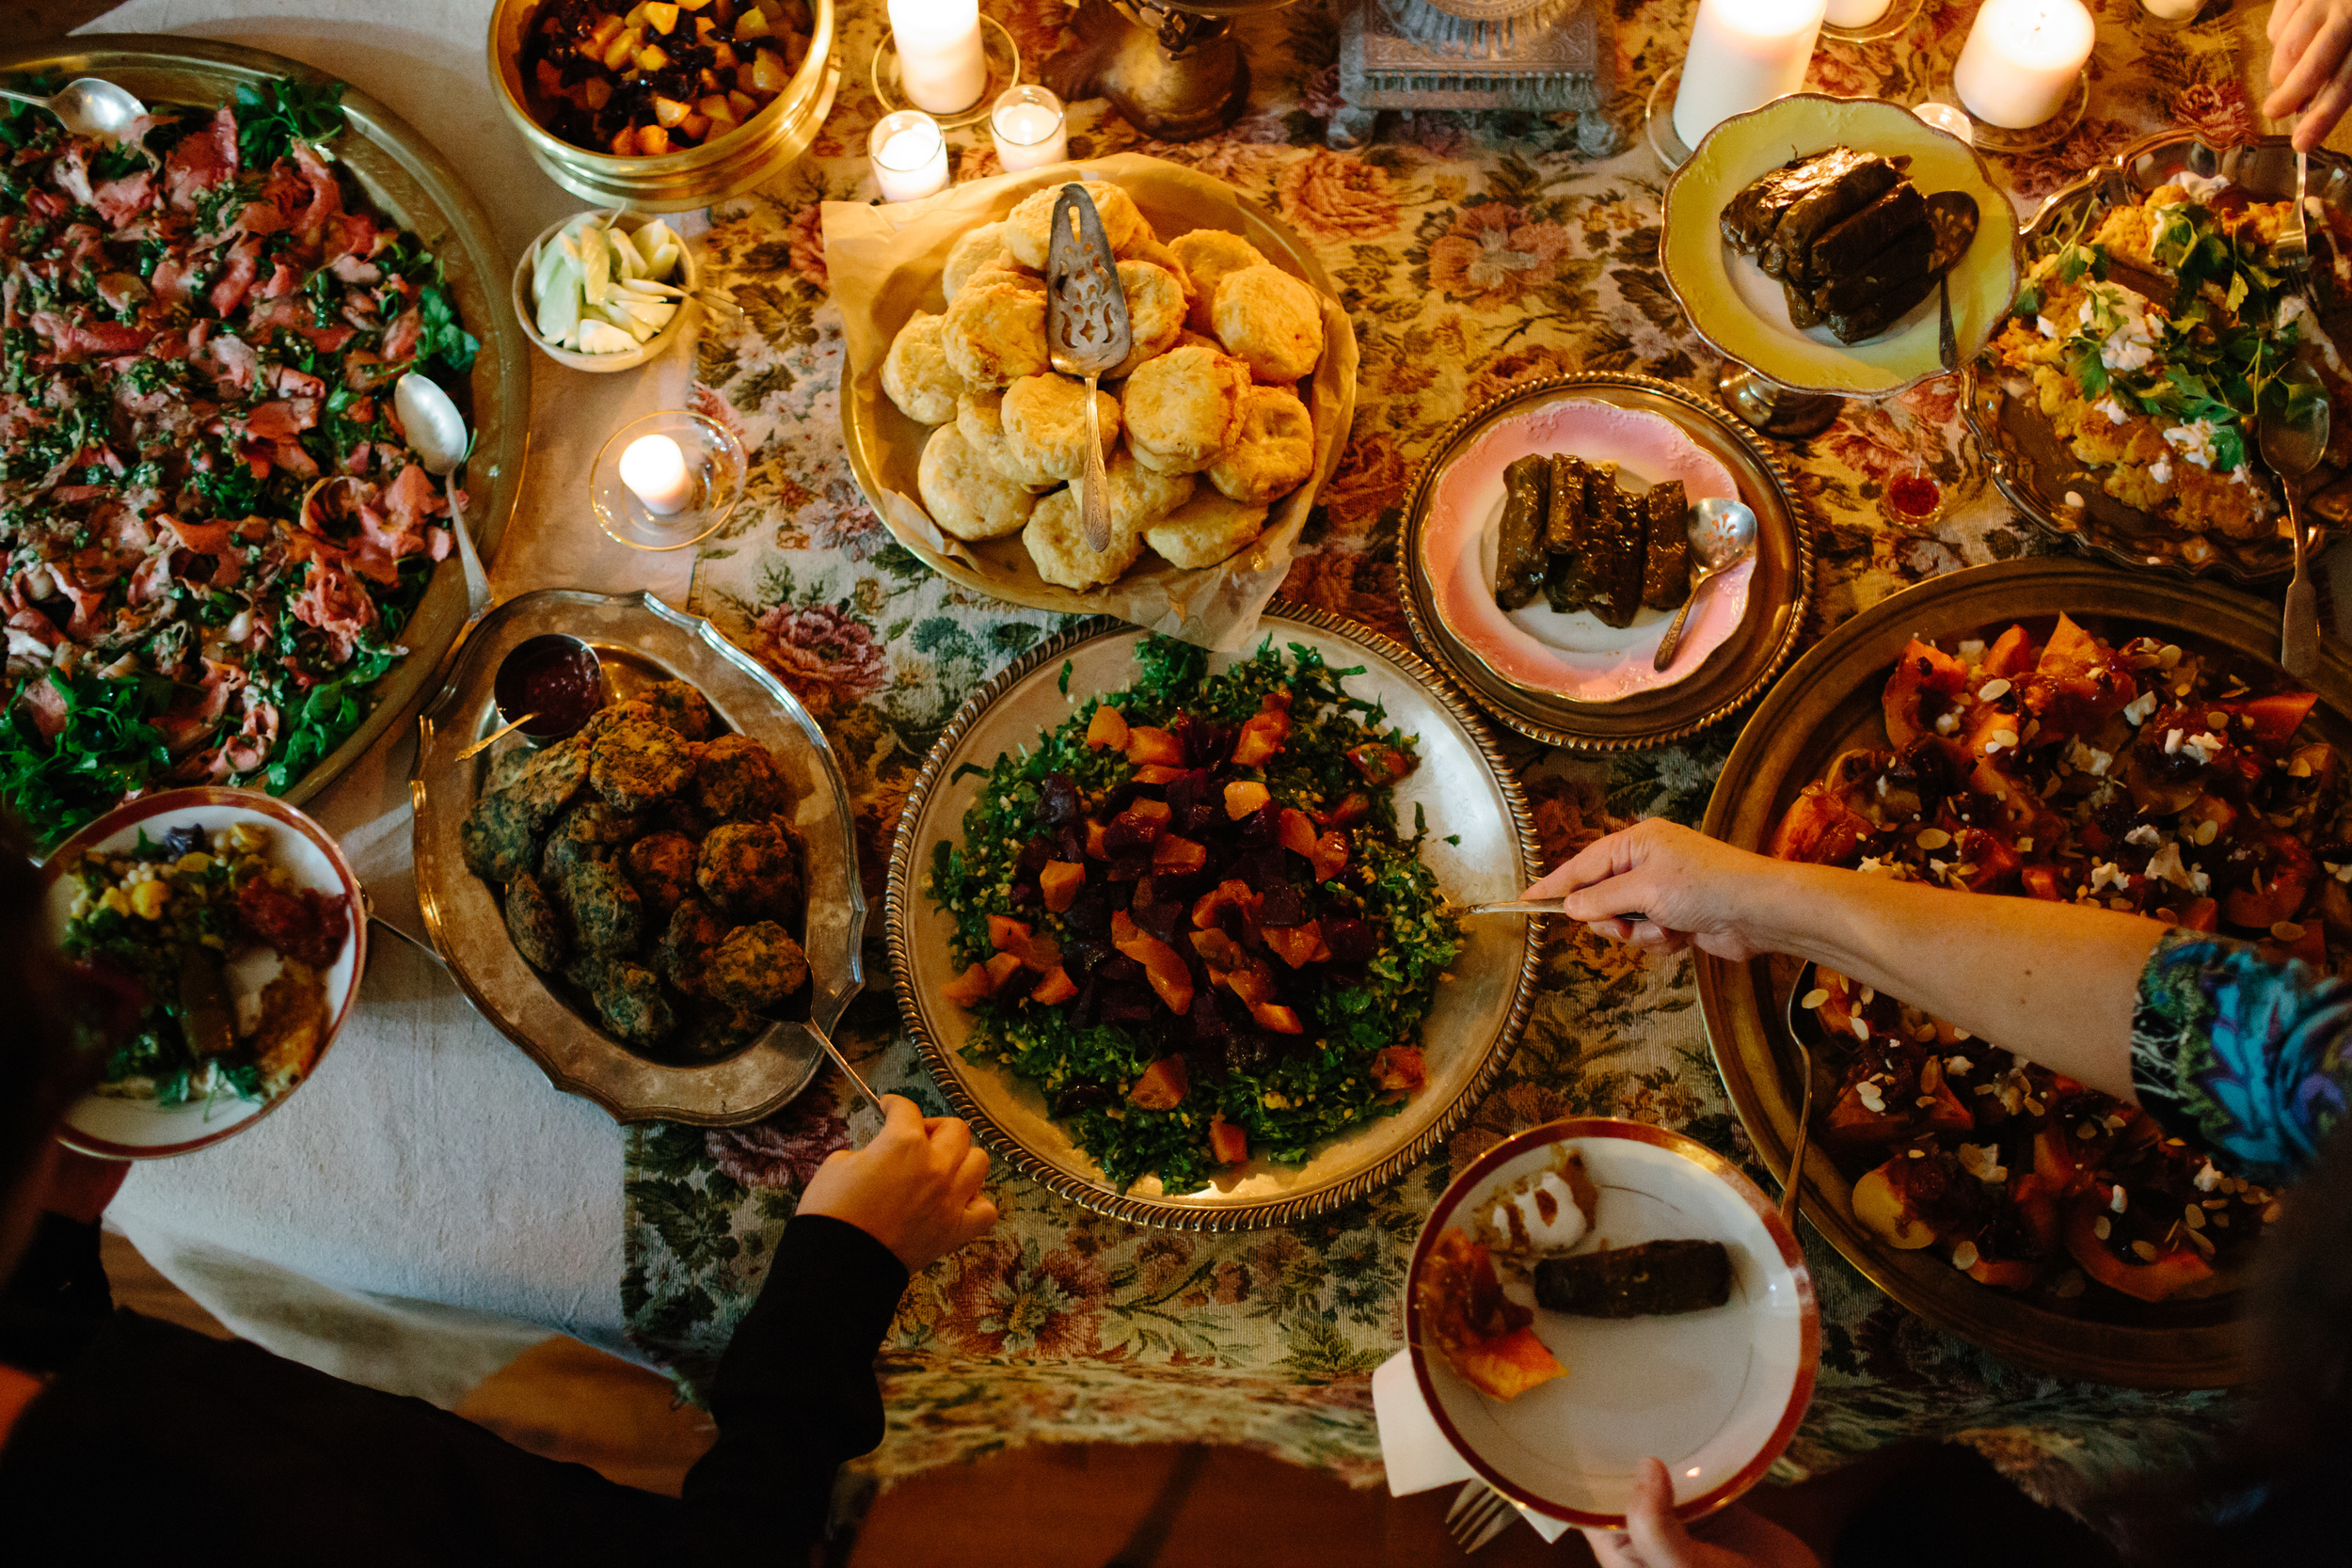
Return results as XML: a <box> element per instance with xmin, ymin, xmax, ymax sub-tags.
<box><xmin>1662</xmin><ymin>94</ymin><xmax>2023</xmax><ymax>398</ymax></box>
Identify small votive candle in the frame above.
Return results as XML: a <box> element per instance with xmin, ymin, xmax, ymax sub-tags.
<box><xmin>2138</xmin><ymin>0</ymin><xmax>2201</xmax><ymax>18</ymax></box>
<box><xmin>991</xmin><ymin>85</ymin><xmax>1067</xmax><ymax>173</ymax></box>
<box><xmin>1672</xmin><ymin>0</ymin><xmax>1828</xmax><ymax>151</ymax></box>
<box><xmin>870</xmin><ymin>111</ymin><xmax>950</xmax><ymax>203</ymax></box>
<box><xmin>888</xmin><ymin>0</ymin><xmax>987</xmax><ymax>115</ymax></box>
<box><xmin>1913</xmin><ymin>101</ymin><xmax>1978</xmax><ymax>145</ymax></box>
<box><xmin>1825</xmin><ymin>0</ymin><xmax>1893</xmax><ymax>28</ymax></box>
<box><xmin>619</xmin><ymin>435</ymin><xmax>695</xmax><ymax>515</ymax></box>
<box><xmin>1952</xmin><ymin>0</ymin><xmax>2095</xmax><ymax>130</ymax></box>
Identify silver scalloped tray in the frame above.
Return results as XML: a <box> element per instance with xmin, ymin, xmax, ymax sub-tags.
<box><xmin>410</xmin><ymin>590</ymin><xmax>864</xmax><ymax>1127</ymax></box>
<box><xmin>884</xmin><ymin>605</ymin><xmax>1541</xmax><ymax>1229</ymax></box>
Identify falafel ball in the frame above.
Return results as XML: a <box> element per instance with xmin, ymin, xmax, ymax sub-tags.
<box><xmin>640</xmin><ymin>680</ymin><xmax>717</xmax><ymax>742</ymax></box>
<box><xmin>673</xmin><ymin>1000</ymin><xmax>769</xmax><ymax>1060</ymax></box>
<box><xmin>591</xmin><ymin>719</ymin><xmax>696</xmax><ymax>815</ymax></box>
<box><xmin>704</xmin><ymin>920</ymin><xmax>811</xmax><ymax>1010</ymax></box>
<box><xmin>503</xmin><ymin>734</ymin><xmax>592</xmax><ymax>827</ymax></box>
<box><xmin>591</xmin><ymin>959</ymin><xmax>675</xmax><ymax>1048</ymax></box>
<box><xmin>503</xmin><ymin>871</ymin><xmax>569</xmax><ymax>972</ymax></box>
<box><xmin>540</xmin><ymin>799</ymin><xmax>645</xmax><ymax>879</ymax></box>
<box><xmin>461</xmin><ymin>792</ymin><xmax>541</xmax><ymax>884</ymax></box>
<box><xmin>660</xmin><ymin>896</ymin><xmax>728</xmax><ymax>996</ymax></box>
<box><xmin>695</xmin><ymin>819</ymin><xmax>800</xmax><ymax>918</ymax></box>
<box><xmin>691</xmin><ymin>735</ymin><xmax>792</xmax><ymax>823</ymax></box>
<box><xmin>560</xmin><ymin>858</ymin><xmax>644</xmax><ymax>958</ymax></box>
<box><xmin>624</xmin><ymin>831</ymin><xmax>698</xmax><ymax>921</ymax></box>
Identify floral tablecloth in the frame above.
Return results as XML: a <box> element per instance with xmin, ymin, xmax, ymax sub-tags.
<box><xmin>621</xmin><ymin>0</ymin><xmax>2283</xmax><ymax>1515</ymax></box>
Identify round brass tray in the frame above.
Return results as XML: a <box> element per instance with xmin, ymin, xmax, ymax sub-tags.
<box><xmin>884</xmin><ymin>604</ymin><xmax>1541</xmax><ymax>1229</ymax></box>
<box><xmin>1397</xmin><ymin>373</ymin><xmax>1815</xmax><ymax>752</ymax></box>
<box><xmin>1696</xmin><ymin>558</ymin><xmax>2352</xmax><ymax>1386</ymax></box>
<box><xmin>1961</xmin><ymin>133</ymin><xmax>2352</xmax><ymax>585</ymax></box>
<box><xmin>0</xmin><ymin>35</ymin><xmax>530</xmax><ymax>827</ymax></box>
<box><xmin>411</xmin><ymin>591</ymin><xmax>866</xmax><ymax>1127</ymax></box>
<box><xmin>836</xmin><ymin>151</ymin><xmax>1358</xmax><ymax>647</ymax></box>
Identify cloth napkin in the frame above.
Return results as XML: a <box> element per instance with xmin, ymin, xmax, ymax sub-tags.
<box><xmin>1372</xmin><ymin>1351</ymin><xmax>1573</xmax><ymax>1544</ymax></box>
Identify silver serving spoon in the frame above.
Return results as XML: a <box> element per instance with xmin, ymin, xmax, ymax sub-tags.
<box><xmin>394</xmin><ymin>373</ymin><xmax>494</xmax><ymax>621</ymax></box>
<box><xmin>454</xmin><ymin>711</ymin><xmax>537</xmax><ymax>762</ymax></box>
<box><xmin>1778</xmin><ymin>960</ymin><xmax>1823</xmax><ymax>1231</ymax></box>
<box><xmin>813</xmin><ymin>1022</ymin><xmax>888</xmax><ymax>1123</ymax></box>
<box><xmin>0</xmin><ymin>77</ymin><xmax>146</xmax><ymax>141</ymax></box>
<box><xmin>1044</xmin><ymin>184</ymin><xmax>1131</xmax><ymax>554</ymax></box>
<box><xmin>1444</xmin><ymin>897</ymin><xmax>1651</xmax><ymax>923</ymax></box>
<box><xmin>1653</xmin><ymin>498</ymin><xmax>1758</xmax><ymax>672</ymax></box>
<box><xmin>2260</xmin><ymin>357</ymin><xmax>2328</xmax><ymax>678</ymax></box>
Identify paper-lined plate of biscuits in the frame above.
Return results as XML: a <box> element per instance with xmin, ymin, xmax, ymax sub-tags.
<box><xmin>828</xmin><ymin>153</ymin><xmax>1358</xmax><ymax>649</ymax></box>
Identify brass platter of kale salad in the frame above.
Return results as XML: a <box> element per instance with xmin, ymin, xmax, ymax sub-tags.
<box><xmin>929</xmin><ymin>637</ymin><xmax>1465</xmax><ymax>1194</ymax></box>
<box><xmin>0</xmin><ymin>78</ymin><xmax>485</xmax><ymax>849</ymax></box>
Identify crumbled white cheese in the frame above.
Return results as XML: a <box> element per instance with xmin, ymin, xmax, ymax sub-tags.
<box><xmin>2146</xmin><ymin>840</ymin><xmax>2195</xmax><ymax>890</ymax></box>
<box><xmin>2122</xmin><ymin>690</ymin><xmax>2160</xmax><ymax>726</ymax></box>
<box><xmin>2094</xmin><ymin>396</ymin><xmax>2130</xmax><ymax>425</ymax></box>
<box><xmin>1934</xmin><ymin>711</ymin><xmax>1959</xmax><ymax>735</ymax></box>
<box><xmin>2067</xmin><ymin>736</ymin><xmax>2115</xmax><ymax>775</ymax></box>
<box><xmin>2037</xmin><ymin>314</ymin><xmax>2061</xmax><ymax>339</ymax></box>
<box><xmin>2280</xmin><ymin>294</ymin><xmax>2348</xmax><ymax>378</ymax></box>
<box><xmin>2090</xmin><ymin>861</ymin><xmax>2127</xmax><ymax>892</ymax></box>
<box><xmin>1946</xmin><ymin>1055</ymin><xmax>1973</xmax><ymax>1076</ymax></box>
<box><xmin>2183</xmin><ymin>731</ymin><xmax>2224</xmax><ymax>765</ymax></box>
<box><xmin>2193</xmin><ymin>1162</ymin><xmax>2222</xmax><ymax>1193</ymax></box>
<box><xmin>1958</xmin><ymin>1142</ymin><xmax>2009</xmax><ymax>1183</ymax></box>
<box><xmin>2163</xmin><ymin>418</ymin><xmax>2224</xmax><ymax>469</ymax></box>
<box><xmin>2150</xmin><ymin>458</ymin><xmax>2172</xmax><ymax>485</ymax></box>
<box><xmin>2165</xmin><ymin>727</ymin><xmax>2185</xmax><ymax>755</ymax></box>
<box><xmin>2126</xmin><ymin>824</ymin><xmax>2162</xmax><ymax>847</ymax></box>
<box><xmin>2174</xmin><ymin>169</ymin><xmax>2231</xmax><ymax>200</ymax></box>
<box><xmin>2080</xmin><ymin>285</ymin><xmax>2162</xmax><ymax>372</ymax></box>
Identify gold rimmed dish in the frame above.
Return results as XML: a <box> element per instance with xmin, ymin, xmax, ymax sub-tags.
<box><xmin>1398</xmin><ymin>373</ymin><xmax>1813</xmax><ymax>752</ymax></box>
<box><xmin>883</xmin><ymin>605</ymin><xmax>1541</xmax><ymax>1229</ymax></box>
<box><xmin>1694</xmin><ymin>557</ymin><xmax>2352</xmax><ymax>1386</ymax></box>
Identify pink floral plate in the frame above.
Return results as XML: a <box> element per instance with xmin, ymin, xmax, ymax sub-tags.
<box><xmin>1420</xmin><ymin>398</ymin><xmax>1752</xmax><ymax>702</ymax></box>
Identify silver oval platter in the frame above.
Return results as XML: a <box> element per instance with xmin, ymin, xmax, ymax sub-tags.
<box><xmin>411</xmin><ymin>589</ymin><xmax>864</xmax><ymax>1125</ymax></box>
<box><xmin>885</xmin><ymin>604</ymin><xmax>1542</xmax><ymax>1229</ymax></box>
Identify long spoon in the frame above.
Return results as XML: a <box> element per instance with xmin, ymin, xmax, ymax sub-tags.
<box><xmin>394</xmin><ymin>373</ymin><xmax>494</xmax><ymax>621</ymax></box>
<box><xmin>0</xmin><ymin>77</ymin><xmax>145</xmax><ymax>140</ymax></box>
<box><xmin>1778</xmin><ymin>962</ymin><xmax>1821</xmax><ymax>1230</ymax></box>
<box><xmin>1653</xmin><ymin>498</ymin><xmax>1759</xmax><ymax>672</ymax></box>
<box><xmin>2259</xmin><ymin>358</ymin><xmax>2329</xmax><ymax>678</ymax></box>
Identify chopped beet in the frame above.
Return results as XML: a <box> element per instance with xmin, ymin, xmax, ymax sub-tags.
<box><xmin>1009</xmin><ymin>880</ymin><xmax>1039</xmax><ymax>908</ymax></box>
<box><xmin>1015</xmin><ymin>837</ymin><xmax>1055</xmax><ymax>878</ymax></box>
<box><xmin>1063</xmin><ymin>885</ymin><xmax>1113</xmax><ymax>936</ymax></box>
<box><xmin>1177</xmin><ymin>716</ymin><xmax>1235</xmax><ymax>769</ymax></box>
<box><xmin>1099</xmin><ymin>984</ymin><xmax>1157</xmax><ymax>1024</ymax></box>
<box><xmin>1322</xmin><ymin>915</ymin><xmax>1377</xmax><ymax>965</ymax></box>
<box><xmin>1132</xmin><ymin>895</ymin><xmax>1186</xmax><ymax>942</ymax></box>
<box><xmin>1165</xmin><ymin>769</ymin><xmax>1217</xmax><ymax>836</ymax></box>
<box><xmin>1054</xmin><ymin>1081</ymin><xmax>1118</xmax><ymax>1114</ymax></box>
<box><xmin>1234</xmin><ymin>800</ymin><xmax>1282</xmax><ymax>847</ymax></box>
<box><xmin>1096</xmin><ymin>956</ymin><xmax>1145</xmax><ymax>987</ymax></box>
<box><xmin>159</xmin><ymin>824</ymin><xmax>210</xmax><ymax>860</ymax></box>
<box><xmin>1187</xmin><ymin>986</ymin><xmax>1231</xmax><ymax>1041</ymax></box>
<box><xmin>1039</xmin><ymin>772</ymin><xmax>1084</xmax><ymax>827</ymax></box>
<box><xmin>1103</xmin><ymin>814</ymin><xmax>1163</xmax><ymax>858</ymax></box>
<box><xmin>1256</xmin><ymin>882</ymin><xmax>1307</xmax><ymax>927</ymax></box>
<box><xmin>1233</xmin><ymin>845</ymin><xmax>1290</xmax><ymax>894</ymax></box>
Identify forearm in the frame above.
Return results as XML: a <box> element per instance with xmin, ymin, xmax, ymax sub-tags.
<box><xmin>1739</xmin><ymin>863</ymin><xmax>2161</xmax><ymax>1101</ymax></box>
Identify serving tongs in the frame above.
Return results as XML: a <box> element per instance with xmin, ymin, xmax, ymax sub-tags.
<box><xmin>1044</xmin><ymin>183</ymin><xmax>1132</xmax><ymax>554</ymax></box>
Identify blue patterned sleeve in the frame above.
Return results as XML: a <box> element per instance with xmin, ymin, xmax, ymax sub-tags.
<box><xmin>2131</xmin><ymin>927</ymin><xmax>2352</xmax><ymax>1183</ymax></box>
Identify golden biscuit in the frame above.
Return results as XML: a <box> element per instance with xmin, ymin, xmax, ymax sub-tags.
<box><xmin>1004</xmin><ymin>180</ymin><xmax>1151</xmax><ymax>270</ymax></box>
<box><xmin>942</xmin><ymin>280</ymin><xmax>1051</xmax><ymax>388</ymax></box>
<box><xmin>1169</xmin><ymin>229</ymin><xmax>1268</xmax><ymax>335</ymax></box>
<box><xmin>957</xmin><ymin>389</ymin><xmax>1057</xmax><ymax>491</ymax></box>
<box><xmin>1145</xmin><ymin>489</ymin><xmax>1268</xmax><ymax>569</ymax></box>
<box><xmin>943</xmin><ymin>223</ymin><xmax>1010</xmax><ymax>299</ymax></box>
<box><xmin>918</xmin><ymin>424</ymin><xmax>1038</xmax><ymax>542</ymax></box>
<box><xmin>1206</xmin><ymin>385</ymin><xmax>1315</xmax><ymax>505</ymax></box>
<box><xmin>1024</xmin><ymin>486</ymin><xmax>1144</xmax><ymax>589</ymax></box>
<box><xmin>1212</xmin><ymin>263</ymin><xmax>1325</xmax><ymax>383</ymax></box>
<box><xmin>1121</xmin><ymin>344</ymin><xmax>1248</xmax><ymax>475</ymax></box>
<box><xmin>962</xmin><ymin>261</ymin><xmax>1044</xmax><ymax>297</ymax></box>
<box><xmin>1001</xmin><ymin>373</ymin><xmax>1122</xmax><ymax>483</ymax></box>
<box><xmin>1101</xmin><ymin>261</ymin><xmax>1187</xmax><ymax>380</ymax></box>
<box><xmin>881</xmin><ymin>311</ymin><xmax>964</xmax><ymax>425</ymax></box>
<box><xmin>1076</xmin><ymin>446</ymin><xmax>1196</xmax><ymax>532</ymax></box>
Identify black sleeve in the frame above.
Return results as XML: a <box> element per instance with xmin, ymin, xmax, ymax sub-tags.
<box><xmin>0</xmin><ymin>1213</ymin><xmax>112</xmax><ymax>1357</ymax></box>
<box><xmin>679</xmin><ymin>1212</ymin><xmax>909</xmax><ymax>1559</ymax></box>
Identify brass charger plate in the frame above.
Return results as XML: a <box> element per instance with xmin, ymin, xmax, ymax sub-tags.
<box><xmin>0</xmin><ymin>36</ymin><xmax>531</xmax><ymax>821</ymax></box>
<box><xmin>411</xmin><ymin>591</ymin><xmax>866</xmax><ymax>1127</ymax></box>
<box><xmin>1398</xmin><ymin>373</ymin><xmax>1814</xmax><ymax>752</ymax></box>
<box><xmin>884</xmin><ymin>604</ymin><xmax>1541</xmax><ymax>1229</ymax></box>
<box><xmin>1695</xmin><ymin>558</ymin><xmax>2352</xmax><ymax>1386</ymax></box>
<box><xmin>1961</xmin><ymin>134</ymin><xmax>2352</xmax><ymax>585</ymax></box>
<box><xmin>1661</xmin><ymin>94</ymin><xmax>2023</xmax><ymax>400</ymax></box>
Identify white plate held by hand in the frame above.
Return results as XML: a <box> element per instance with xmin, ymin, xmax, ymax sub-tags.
<box><xmin>1406</xmin><ymin>1117</ymin><xmax>1819</xmax><ymax>1528</ymax></box>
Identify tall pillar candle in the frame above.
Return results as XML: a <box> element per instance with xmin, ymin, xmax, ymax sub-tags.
<box><xmin>889</xmin><ymin>0</ymin><xmax>987</xmax><ymax>115</ymax></box>
<box><xmin>1672</xmin><ymin>0</ymin><xmax>1830</xmax><ymax>151</ymax></box>
<box><xmin>1951</xmin><ymin>0</ymin><xmax>2094</xmax><ymax>129</ymax></box>
<box><xmin>1825</xmin><ymin>0</ymin><xmax>1893</xmax><ymax>28</ymax></box>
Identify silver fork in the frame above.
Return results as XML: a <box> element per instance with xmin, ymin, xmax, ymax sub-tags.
<box><xmin>2279</xmin><ymin>148</ymin><xmax>2313</xmax><ymax>292</ymax></box>
<box><xmin>1445</xmin><ymin>1481</ymin><xmax>1519</xmax><ymax>1554</ymax></box>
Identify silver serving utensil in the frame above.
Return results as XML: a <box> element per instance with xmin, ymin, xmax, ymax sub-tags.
<box><xmin>1445</xmin><ymin>1481</ymin><xmax>1518</xmax><ymax>1554</ymax></box>
<box><xmin>0</xmin><ymin>77</ymin><xmax>146</xmax><ymax>140</ymax></box>
<box><xmin>1652</xmin><ymin>498</ymin><xmax>1758</xmax><ymax>672</ymax></box>
<box><xmin>813</xmin><ymin>1021</ymin><xmax>888</xmax><ymax>1121</ymax></box>
<box><xmin>454</xmin><ymin>711</ymin><xmax>537</xmax><ymax>761</ymax></box>
<box><xmin>1044</xmin><ymin>183</ymin><xmax>1131</xmax><ymax>554</ymax></box>
<box><xmin>1446</xmin><ymin>897</ymin><xmax>1650</xmax><ymax>923</ymax></box>
<box><xmin>394</xmin><ymin>373</ymin><xmax>494</xmax><ymax>621</ymax></box>
<box><xmin>2279</xmin><ymin>148</ymin><xmax>2314</xmax><ymax>293</ymax></box>
<box><xmin>2260</xmin><ymin>357</ymin><xmax>2329</xmax><ymax>677</ymax></box>
<box><xmin>1937</xmin><ymin>271</ymin><xmax>1959</xmax><ymax>374</ymax></box>
<box><xmin>1779</xmin><ymin>961</ymin><xmax>1824</xmax><ymax>1231</ymax></box>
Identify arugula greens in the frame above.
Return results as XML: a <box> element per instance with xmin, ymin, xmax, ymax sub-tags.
<box><xmin>0</xmin><ymin>669</ymin><xmax>179</xmax><ymax>852</ymax></box>
<box><xmin>232</xmin><ymin>77</ymin><xmax>348</xmax><ymax>166</ymax></box>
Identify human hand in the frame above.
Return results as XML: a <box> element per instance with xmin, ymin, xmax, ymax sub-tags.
<box><xmin>1522</xmin><ymin>818</ymin><xmax>1800</xmax><ymax>961</ymax></box>
<box><xmin>797</xmin><ymin>1096</ymin><xmax>997</xmax><ymax>1273</ymax></box>
<box><xmin>1581</xmin><ymin>1459</ymin><xmax>1821</xmax><ymax>1568</ymax></box>
<box><xmin>2267</xmin><ymin>0</ymin><xmax>2352</xmax><ymax>151</ymax></box>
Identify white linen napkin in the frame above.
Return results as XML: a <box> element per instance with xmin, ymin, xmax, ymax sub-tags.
<box><xmin>1372</xmin><ymin>1351</ymin><xmax>1573</xmax><ymax>1544</ymax></box>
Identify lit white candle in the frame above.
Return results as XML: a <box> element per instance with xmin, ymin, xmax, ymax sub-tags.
<box><xmin>1825</xmin><ymin>0</ymin><xmax>1893</xmax><ymax>28</ymax></box>
<box><xmin>1913</xmin><ymin>101</ymin><xmax>1978</xmax><ymax>145</ymax></box>
<box><xmin>869</xmin><ymin>112</ymin><xmax>950</xmax><ymax>202</ymax></box>
<box><xmin>1952</xmin><ymin>0</ymin><xmax>2094</xmax><ymax>130</ymax></box>
<box><xmin>2138</xmin><ymin>0</ymin><xmax>2200</xmax><ymax>18</ymax></box>
<box><xmin>1671</xmin><ymin>0</ymin><xmax>1829</xmax><ymax>151</ymax></box>
<box><xmin>991</xmin><ymin>86</ymin><xmax>1068</xmax><ymax>173</ymax></box>
<box><xmin>889</xmin><ymin>0</ymin><xmax>987</xmax><ymax>115</ymax></box>
<box><xmin>619</xmin><ymin>434</ymin><xmax>696</xmax><ymax>515</ymax></box>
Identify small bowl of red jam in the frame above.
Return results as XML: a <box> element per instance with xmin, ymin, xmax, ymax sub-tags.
<box><xmin>1883</xmin><ymin>469</ymin><xmax>1945</xmax><ymax>529</ymax></box>
<box><xmin>493</xmin><ymin>634</ymin><xmax>606</xmax><ymax>745</ymax></box>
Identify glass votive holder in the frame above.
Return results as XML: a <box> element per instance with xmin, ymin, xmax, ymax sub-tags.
<box><xmin>869</xmin><ymin>110</ymin><xmax>950</xmax><ymax>203</ymax></box>
<box><xmin>1912</xmin><ymin>101</ymin><xmax>1977</xmax><ymax>146</ymax></box>
<box><xmin>991</xmin><ymin>84</ymin><xmax>1067</xmax><ymax>172</ymax></box>
<box><xmin>589</xmin><ymin>410</ymin><xmax>747</xmax><ymax>552</ymax></box>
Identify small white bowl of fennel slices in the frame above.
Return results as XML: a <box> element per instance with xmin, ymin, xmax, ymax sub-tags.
<box><xmin>514</xmin><ymin>209</ymin><xmax>698</xmax><ymax>371</ymax></box>
<box><xmin>1405</xmin><ymin>1117</ymin><xmax>1819</xmax><ymax>1528</ymax></box>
